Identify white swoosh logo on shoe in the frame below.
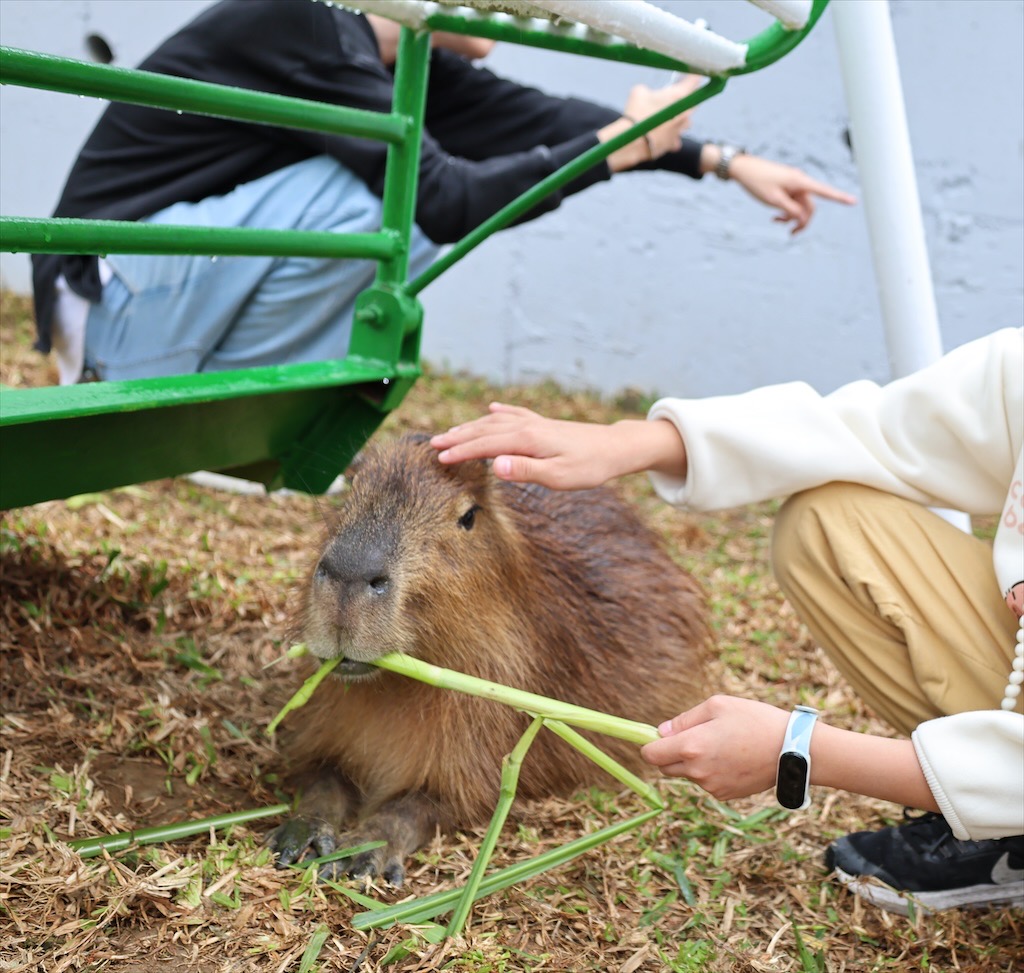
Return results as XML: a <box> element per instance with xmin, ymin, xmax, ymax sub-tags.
<box><xmin>991</xmin><ymin>853</ymin><xmax>1024</xmax><ymax>885</ymax></box>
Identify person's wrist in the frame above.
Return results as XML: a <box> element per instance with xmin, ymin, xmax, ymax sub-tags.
<box><xmin>600</xmin><ymin>118</ymin><xmax>652</xmax><ymax>172</ymax></box>
<box><xmin>699</xmin><ymin>142</ymin><xmax>722</xmax><ymax>176</ymax></box>
<box><xmin>621</xmin><ymin>114</ymin><xmax>655</xmax><ymax>160</ymax></box>
<box><xmin>610</xmin><ymin>418</ymin><xmax>687</xmax><ymax>479</ymax></box>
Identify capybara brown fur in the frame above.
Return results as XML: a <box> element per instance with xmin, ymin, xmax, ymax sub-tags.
<box><xmin>270</xmin><ymin>433</ymin><xmax>709</xmax><ymax>884</ymax></box>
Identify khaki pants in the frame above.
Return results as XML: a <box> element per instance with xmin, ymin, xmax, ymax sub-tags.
<box><xmin>771</xmin><ymin>483</ymin><xmax>1018</xmax><ymax>736</ymax></box>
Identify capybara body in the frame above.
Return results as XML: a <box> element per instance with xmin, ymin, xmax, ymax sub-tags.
<box><xmin>271</xmin><ymin>434</ymin><xmax>709</xmax><ymax>882</ymax></box>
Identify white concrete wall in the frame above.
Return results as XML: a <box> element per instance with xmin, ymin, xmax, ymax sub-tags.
<box><xmin>1</xmin><ymin>0</ymin><xmax>1021</xmax><ymax>398</ymax></box>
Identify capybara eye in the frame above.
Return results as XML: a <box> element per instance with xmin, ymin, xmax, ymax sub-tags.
<box><xmin>457</xmin><ymin>505</ymin><xmax>479</xmax><ymax>531</ymax></box>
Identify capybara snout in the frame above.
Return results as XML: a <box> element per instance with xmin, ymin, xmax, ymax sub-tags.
<box><xmin>272</xmin><ymin>433</ymin><xmax>711</xmax><ymax>884</ymax></box>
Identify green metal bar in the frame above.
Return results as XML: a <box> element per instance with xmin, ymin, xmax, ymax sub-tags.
<box><xmin>421</xmin><ymin>10</ymin><xmax>695</xmax><ymax>72</ymax></box>
<box><xmin>0</xmin><ymin>46</ymin><xmax>408</xmax><ymax>143</ymax></box>
<box><xmin>0</xmin><ymin>359</ymin><xmax>402</xmax><ymax>425</ymax></box>
<box><xmin>375</xmin><ymin>27</ymin><xmax>432</xmax><ymax>288</ymax></box>
<box><xmin>0</xmin><ymin>216</ymin><xmax>399</xmax><ymax>261</ymax></box>
<box><xmin>738</xmin><ymin>0</ymin><xmax>830</xmax><ymax>75</ymax></box>
<box><xmin>407</xmin><ymin>76</ymin><xmax>726</xmax><ymax>297</ymax></box>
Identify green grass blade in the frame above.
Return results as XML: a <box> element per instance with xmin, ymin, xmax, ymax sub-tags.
<box><xmin>352</xmin><ymin>808</ymin><xmax>662</xmax><ymax>930</ymax></box>
<box><xmin>297</xmin><ymin>924</ymin><xmax>330</xmax><ymax>973</ymax></box>
<box><xmin>67</xmin><ymin>803</ymin><xmax>291</xmax><ymax>858</ymax></box>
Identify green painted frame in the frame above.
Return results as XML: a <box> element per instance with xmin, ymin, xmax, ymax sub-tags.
<box><xmin>0</xmin><ymin>0</ymin><xmax>828</xmax><ymax>509</ymax></box>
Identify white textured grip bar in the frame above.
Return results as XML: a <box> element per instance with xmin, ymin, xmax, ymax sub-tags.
<box><xmin>335</xmin><ymin>0</ymin><xmax>439</xmax><ymax>29</ymax></box>
<box><xmin>747</xmin><ymin>0</ymin><xmax>812</xmax><ymax>31</ymax></box>
<box><xmin>527</xmin><ymin>0</ymin><xmax>747</xmax><ymax>73</ymax></box>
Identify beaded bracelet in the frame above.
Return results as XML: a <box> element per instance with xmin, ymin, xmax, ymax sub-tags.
<box><xmin>1002</xmin><ymin>615</ymin><xmax>1024</xmax><ymax>712</ymax></box>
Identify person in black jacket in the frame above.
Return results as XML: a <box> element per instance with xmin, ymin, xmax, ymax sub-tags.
<box><xmin>33</xmin><ymin>0</ymin><xmax>855</xmax><ymax>384</ymax></box>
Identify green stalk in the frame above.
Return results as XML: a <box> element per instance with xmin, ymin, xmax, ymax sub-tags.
<box><xmin>67</xmin><ymin>804</ymin><xmax>291</xmax><ymax>858</ymax></box>
<box><xmin>352</xmin><ymin>807</ymin><xmax>662</xmax><ymax>930</ymax></box>
<box><xmin>373</xmin><ymin>653</ymin><xmax>659</xmax><ymax>746</ymax></box>
<box><xmin>542</xmin><ymin>719</ymin><xmax>664</xmax><ymax>810</ymax></box>
<box><xmin>446</xmin><ymin>716</ymin><xmax>544</xmax><ymax>937</ymax></box>
<box><xmin>266</xmin><ymin>654</ymin><xmax>339</xmax><ymax>736</ymax></box>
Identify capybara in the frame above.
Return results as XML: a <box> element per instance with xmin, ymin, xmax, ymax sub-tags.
<box><xmin>270</xmin><ymin>433</ymin><xmax>709</xmax><ymax>884</ymax></box>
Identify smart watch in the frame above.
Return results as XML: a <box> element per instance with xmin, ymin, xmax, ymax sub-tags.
<box><xmin>776</xmin><ymin>705</ymin><xmax>818</xmax><ymax>811</ymax></box>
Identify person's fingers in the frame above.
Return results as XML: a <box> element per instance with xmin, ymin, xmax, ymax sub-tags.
<box><xmin>766</xmin><ymin>190</ymin><xmax>802</xmax><ymax>226</ymax></box>
<box><xmin>802</xmin><ymin>179</ymin><xmax>857</xmax><ymax>205</ymax></box>
<box><xmin>488</xmin><ymin>401</ymin><xmax>536</xmax><ymax>418</ymax></box>
<box><xmin>491</xmin><ymin>454</ymin><xmax>549</xmax><ymax>485</ymax></box>
<box><xmin>795</xmin><ymin>194</ymin><xmax>815</xmax><ymax>233</ymax></box>
<box><xmin>434</xmin><ymin>429</ymin><xmax>534</xmax><ymax>465</ymax></box>
<box><xmin>653</xmin><ymin>760</ymin><xmax>689</xmax><ymax>778</ymax></box>
<box><xmin>640</xmin><ymin>735</ymin><xmax>686</xmax><ymax>767</ymax></box>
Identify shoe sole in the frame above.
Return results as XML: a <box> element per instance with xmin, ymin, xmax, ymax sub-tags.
<box><xmin>833</xmin><ymin>866</ymin><xmax>1024</xmax><ymax>916</ymax></box>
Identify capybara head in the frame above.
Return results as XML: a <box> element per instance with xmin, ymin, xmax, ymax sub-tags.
<box><xmin>302</xmin><ymin>434</ymin><xmax>531</xmax><ymax>677</ymax></box>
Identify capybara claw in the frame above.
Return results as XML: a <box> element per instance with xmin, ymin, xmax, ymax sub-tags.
<box><xmin>316</xmin><ymin>844</ymin><xmax>405</xmax><ymax>886</ymax></box>
<box><xmin>268</xmin><ymin>817</ymin><xmax>336</xmax><ymax>868</ymax></box>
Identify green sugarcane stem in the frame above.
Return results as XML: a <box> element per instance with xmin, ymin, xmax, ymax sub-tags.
<box><xmin>67</xmin><ymin>803</ymin><xmax>291</xmax><ymax>858</ymax></box>
<box><xmin>266</xmin><ymin>655</ymin><xmax>340</xmax><ymax>735</ymax></box>
<box><xmin>446</xmin><ymin>716</ymin><xmax>544</xmax><ymax>937</ymax></box>
<box><xmin>353</xmin><ymin>807</ymin><xmax>662</xmax><ymax>930</ymax></box>
<box><xmin>542</xmin><ymin>719</ymin><xmax>665</xmax><ymax>810</ymax></box>
<box><xmin>373</xmin><ymin>653</ymin><xmax>659</xmax><ymax>745</ymax></box>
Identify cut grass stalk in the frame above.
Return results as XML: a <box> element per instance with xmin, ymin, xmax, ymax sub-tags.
<box><xmin>268</xmin><ymin>647</ymin><xmax>660</xmax><ymax>746</ymax></box>
<box><xmin>542</xmin><ymin>718</ymin><xmax>664</xmax><ymax>810</ymax></box>
<box><xmin>352</xmin><ymin>808</ymin><xmax>662</xmax><ymax>930</ymax></box>
<box><xmin>446</xmin><ymin>716</ymin><xmax>545</xmax><ymax>938</ymax></box>
<box><xmin>265</xmin><ymin>653</ymin><xmax>339</xmax><ymax>735</ymax></box>
<box><xmin>67</xmin><ymin>803</ymin><xmax>291</xmax><ymax>858</ymax></box>
<box><xmin>373</xmin><ymin>652</ymin><xmax>660</xmax><ymax>746</ymax></box>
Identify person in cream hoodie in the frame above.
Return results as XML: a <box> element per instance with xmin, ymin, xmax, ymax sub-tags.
<box><xmin>431</xmin><ymin>326</ymin><xmax>1024</xmax><ymax>916</ymax></box>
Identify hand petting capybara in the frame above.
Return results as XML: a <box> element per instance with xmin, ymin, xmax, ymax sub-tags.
<box><xmin>270</xmin><ymin>433</ymin><xmax>709</xmax><ymax>884</ymax></box>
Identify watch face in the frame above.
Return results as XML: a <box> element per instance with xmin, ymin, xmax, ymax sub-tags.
<box><xmin>776</xmin><ymin>751</ymin><xmax>809</xmax><ymax>810</ymax></box>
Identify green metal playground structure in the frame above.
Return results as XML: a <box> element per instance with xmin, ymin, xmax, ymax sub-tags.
<box><xmin>0</xmin><ymin>0</ymin><xmax>829</xmax><ymax>510</ymax></box>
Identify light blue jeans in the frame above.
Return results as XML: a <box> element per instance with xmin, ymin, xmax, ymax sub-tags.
<box><xmin>84</xmin><ymin>156</ymin><xmax>440</xmax><ymax>380</ymax></box>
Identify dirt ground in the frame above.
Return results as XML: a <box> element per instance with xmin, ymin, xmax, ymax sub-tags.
<box><xmin>1</xmin><ymin>290</ymin><xmax>1021</xmax><ymax>972</ymax></box>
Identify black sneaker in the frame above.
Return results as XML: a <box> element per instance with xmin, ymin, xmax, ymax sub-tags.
<box><xmin>825</xmin><ymin>811</ymin><xmax>1024</xmax><ymax>915</ymax></box>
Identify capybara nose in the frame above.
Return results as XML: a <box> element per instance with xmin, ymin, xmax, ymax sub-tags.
<box><xmin>314</xmin><ymin>543</ymin><xmax>390</xmax><ymax>597</ymax></box>
<box><xmin>365</xmin><ymin>573</ymin><xmax>389</xmax><ymax>595</ymax></box>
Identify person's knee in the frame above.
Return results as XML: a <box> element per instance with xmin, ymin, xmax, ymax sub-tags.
<box><xmin>771</xmin><ymin>482</ymin><xmax>872</xmax><ymax>598</ymax></box>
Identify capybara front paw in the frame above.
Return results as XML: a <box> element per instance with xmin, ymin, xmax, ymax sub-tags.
<box><xmin>268</xmin><ymin>816</ymin><xmax>336</xmax><ymax>868</ymax></box>
<box><xmin>319</xmin><ymin>855</ymin><xmax>405</xmax><ymax>887</ymax></box>
<box><xmin>317</xmin><ymin>836</ymin><xmax>405</xmax><ymax>886</ymax></box>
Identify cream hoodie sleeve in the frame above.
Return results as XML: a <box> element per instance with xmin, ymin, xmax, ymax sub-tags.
<box><xmin>647</xmin><ymin>327</ymin><xmax>1022</xmax><ymax>521</ymax></box>
<box><xmin>913</xmin><ymin>712</ymin><xmax>1024</xmax><ymax>840</ymax></box>
<box><xmin>648</xmin><ymin>327</ymin><xmax>1024</xmax><ymax>841</ymax></box>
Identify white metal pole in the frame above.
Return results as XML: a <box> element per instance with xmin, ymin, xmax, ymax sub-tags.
<box><xmin>833</xmin><ymin>0</ymin><xmax>970</xmax><ymax>531</ymax></box>
<box><xmin>831</xmin><ymin>0</ymin><xmax>944</xmax><ymax>378</ymax></box>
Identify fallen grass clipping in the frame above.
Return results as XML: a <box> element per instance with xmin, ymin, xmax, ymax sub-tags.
<box><xmin>267</xmin><ymin>645</ymin><xmax>667</xmax><ymax>938</ymax></box>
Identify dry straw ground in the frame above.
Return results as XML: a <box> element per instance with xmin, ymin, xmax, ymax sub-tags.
<box><xmin>1</xmin><ymin>289</ymin><xmax>1020</xmax><ymax>972</ymax></box>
